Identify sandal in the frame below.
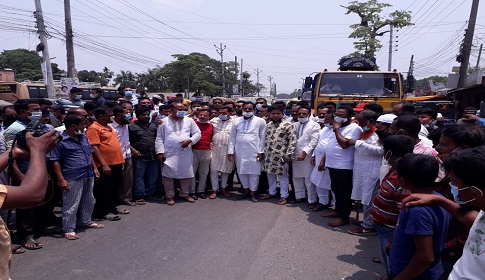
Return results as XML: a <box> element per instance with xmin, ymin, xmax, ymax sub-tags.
<box><xmin>135</xmin><ymin>199</ymin><xmax>146</xmax><ymax>205</ymax></box>
<box><xmin>208</xmin><ymin>192</ymin><xmax>217</xmax><ymax>199</ymax></box>
<box><xmin>116</xmin><ymin>208</ymin><xmax>130</xmax><ymax>215</ymax></box>
<box><xmin>277</xmin><ymin>198</ymin><xmax>287</xmax><ymax>205</ymax></box>
<box><xmin>12</xmin><ymin>245</ymin><xmax>25</xmax><ymax>254</ymax></box>
<box><xmin>22</xmin><ymin>237</ymin><xmax>42</xmax><ymax>250</ymax></box>
<box><xmin>372</xmin><ymin>256</ymin><xmax>382</xmax><ymax>264</ymax></box>
<box><xmin>64</xmin><ymin>232</ymin><xmax>79</xmax><ymax>240</ymax></box>
<box><xmin>103</xmin><ymin>214</ymin><xmax>121</xmax><ymax>221</ymax></box>
<box><xmin>86</xmin><ymin>222</ymin><xmax>104</xmax><ymax>229</ymax></box>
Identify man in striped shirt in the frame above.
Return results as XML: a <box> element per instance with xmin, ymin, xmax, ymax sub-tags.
<box><xmin>370</xmin><ymin>135</ymin><xmax>415</xmax><ymax>278</ymax></box>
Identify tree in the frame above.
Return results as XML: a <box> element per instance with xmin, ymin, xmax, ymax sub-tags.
<box><xmin>159</xmin><ymin>53</ymin><xmax>220</xmax><ymax>96</ymax></box>
<box><xmin>414</xmin><ymin>75</ymin><xmax>448</xmax><ymax>90</ymax></box>
<box><xmin>0</xmin><ymin>48</ymin><xmax>65</xmax><ymax>82</ymax></box>
<box><xmin>342</xmin><ymin>0</ymin><xmax>413</xmax><ymax>57</ymax></box>
<box><xmin>114</xmin><ymin>70</ymin><xmax>137</xmax><ymax>88</ymax></box>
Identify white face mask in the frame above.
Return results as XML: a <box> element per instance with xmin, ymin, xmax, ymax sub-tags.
<box><xmin>256</xmin><ymin>103</ymin><xmax>263</xmax><ymax>110</ymax></box>
<box><xmin>299</xmin><ymin>117</ymin><xmax>309</xmax><ymax>123</ymax></box>
<box><xmin>334</xmin><ymin>116</ymin><xmax>348</xmax><ymax>124</ymax></box>
<box><xmin>90</xmin><ymin>93</ymin><xmax>98</xmax><ymax>99</ymax></box>
<box><xmin>28</xmin><ymin>111</ymin><xmax>42</xmax><ymax>121</ymax></box>
<box><xmin>242</xmin><ymin>111</ymin><xmax>254</xmax><ymax>118</ymax></box>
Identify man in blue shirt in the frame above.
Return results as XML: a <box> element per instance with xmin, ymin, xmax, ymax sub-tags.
<box><xmin>50</xmin><ymin>114</ymin><xmax>103</xmax><ymax>240</ymax></box>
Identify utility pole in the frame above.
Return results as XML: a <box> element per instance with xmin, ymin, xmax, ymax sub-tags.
<box><xmin>234</xmin><ymin>56</ymin><xmax>238</xmax><ymax>96</ymax></box>
<box><xmin>240</xmin><ymin>59</ymin><xmax>244</xmax><ymax>97</ymax></box>
<box><xmin>254</xmin><ymin>68</ymin><xmax>262</xmax><ymax>97</ymax></box>
<box><xmin>34</xmin><ymin>0</ymin><xmax>55</xmax><ymax>98</ymax></box>
<box><xmin>476</xmin><ymin>43</ymin><xmax>483</xmax><ymax>69</ymax></box>
<box><xmin>388</xmin><ymin>25</ymin><xmax>393</xmax><ymax>71</ymax></box>
<box><xmin>64</xmin><ymin>0</ymin><xmax>75</xmax><ymax>78</ymax></box>
<box><xmin>458</xmin><ymin>0</ymin><xmax>480</xmax><ymax>88</ymax></box>
<box><xmin>268</xmin><ymin>76</ymin><xmax>273</xmax><ymax>97</ymax></box>
<box><xmin>406</xmin><ymin>55</ymin><xmax>414</xmax><ymax>93</ymax></box>
<box><xmin>215</xmin><ymin>43</ymin><xmax>226</xmax><ymax>97</ymax></box>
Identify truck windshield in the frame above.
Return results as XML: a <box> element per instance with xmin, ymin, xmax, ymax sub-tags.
<box><xmin>319</xmin><ymin>72</ymin><xmax>400</xmax><ymax>97</ymax></box>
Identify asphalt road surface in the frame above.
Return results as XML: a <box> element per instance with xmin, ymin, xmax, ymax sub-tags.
<box><xmin>10</xmin><ymin>193</ymin><xmax>384</xmax><ymax>280</ymax></box>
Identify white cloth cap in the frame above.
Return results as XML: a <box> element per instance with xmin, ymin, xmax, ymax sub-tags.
<box><xmin>377</xmin><ymin>113</ymin><xmax>397</xmax><ymax>124</ymax></box>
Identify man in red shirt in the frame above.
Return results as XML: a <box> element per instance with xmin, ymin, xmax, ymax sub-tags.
<box><xmin>190</xmin><ymin>109</ymin><xmax>214</xmax><ymax>199</ymax></box>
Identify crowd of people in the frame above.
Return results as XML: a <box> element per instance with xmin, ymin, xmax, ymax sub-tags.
<box><xmin>1</xmin><ymin>89</ymin><xmax>485</xmax><ymax>279</ymax></box>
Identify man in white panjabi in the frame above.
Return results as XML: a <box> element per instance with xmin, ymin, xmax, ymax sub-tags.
<box><xmin>155</xmin><ymin>102</ymin><xmax>201</xmax><ymax>206</ymax></box>
<box><xmin>228</xmin><ymin>102</ymin><xmax>266</xmax><ymax>203</ymax></box>
<box><xmin>209</xmin><ymin>106</ymin><xmax>234</xmax><ymax>199</ymax></box>
<box><xmin>291</xmin><ymin>105</ymin><xmax>320</xmax><ymax>207</ymax></box>
<box><xmin>310</xmin><ymin>108</ymin><xmax>335</xmax><ymax>212</ymax></box>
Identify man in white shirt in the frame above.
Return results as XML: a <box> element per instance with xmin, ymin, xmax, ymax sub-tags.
<box><xmin>321</xmin><ymin>106</ymin><xmax>363</xmax><ymax>227</ymax></box>
<box><xmin>155</xmin><ymin>102</ymin><xmax>201</xmax><ymax>205</ymax></box>
<box><xmin>228</xmin><ymin>102</ymin><xmax>266</xmax><ymax>202</ymax></box>
<box><xmin>111</xmin><ymin>106</ymin><xmax>135</xmax><ymax>206</ymax></box>
<box><xmin>291</xmin><ymin>106</ymin><xmax>320</xmax><ymax>207</ymax></box>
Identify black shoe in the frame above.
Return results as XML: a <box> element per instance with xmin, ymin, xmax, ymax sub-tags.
<box><xmin>197</xmin><ymin>193</ymin><xmax>207</xmax><ymax>199</ymax></box>
<box><xmin>236</xmin><ymin>193</ymin><xmax>249</xmax><ymax>200</ymax></box>
<box><xmin>251</xmin><ymin>196</ymin><xmax>259</xmax><ymax>203</ymax></box>
<box><xmin>189</xmin><ymin>193</ymin><xmax>198</xmax><ymax>200</ymax></box>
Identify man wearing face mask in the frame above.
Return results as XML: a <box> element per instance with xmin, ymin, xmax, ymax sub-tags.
<box><xmin>129</xmin><ymin>107</ymin><xmax>159</xmax><ymax>205</ymax></box>
<box><xmin>311</xmin><ymin>105</ymin><xmax>329</xmax><ymax>128</ymax></box>
<box><xmin>111</xmin><ymin>106</ymin><xmax>135</xmax><ymax>207</ymax></box>
<box><xmin>261</xmin><ymin>106</ymin><xmax>296</xmax><ymax>205</ymax></box>
<box><xmin>155</xmin><ymin>102</ymin><xmax>201</xmax><ymax>205</ymax></box>
<box><xmin>190</xmin><ymin>109</ymin><xmax>213</xmax><ymax>199</ymax></box>
<box><xmin>321</xmin><ymin>106</ymin><xmax>362</xmax><ymax>227</ymax></box>
<box><xmin>66</xmin><ymin>87</ymin><xmax>84</xmax><ymax>107</ymax></box>
<box><xmin>291</xmin><ymin>106</ymin><xmax>320</xmax><ymax>208</ymax></box>
<box><xmin>310</xmin><ymin>108</ymin><xmax>335</xmax><ymax>211</ymax></box>
<box><xmin>89</xmin><ymin>88</ymin><xmax>107</xmax><ymax>106</ymax></box>
<box><xmin>123</xmin><ymin>87</ymin><xmax>138</xmax><ymax>105</ymax></box>
<box><xmin>209</xmin><ymin>106</ymin><xmax>234</xmax><ymax>199</ymax></box>
<box><xmin>228</xmin><ymin>102</ymin><xmax>266</xmax><ymax>202</ymax></box>
<box><xmin>86</xmin><ymin>108</ymin><xmax>126</xmax><ymax>221</ymax></box>
<box><xmin>255</xmin><ymin>98</ymin><xmax>267</xmax><ymax>115</ymax></box>
<box><xmin>345</xmin><ymin>110</ymin><xmax>383</xmax><ymax>236</ymax></box>
<box><xmin>50</xmin><ymin>114</ymin><xmax>103</xmax><ymax>240</ymax></box>
<box><xmin>4</xmin><ymin>99</ymin><xmax>47</xmax><ymax>249</ymax></box>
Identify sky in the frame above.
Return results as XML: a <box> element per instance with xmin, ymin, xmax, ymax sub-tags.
<box><xmin>1</xmin><ymin>0</ymin><xmax>484</xmax><ymax>95</ymax></box>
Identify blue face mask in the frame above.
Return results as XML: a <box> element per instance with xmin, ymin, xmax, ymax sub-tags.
<box><xmin>176</xmin><ymin>110</ymin><xmax>188</xmax><ymax>118</ymax></box>
<box><xmin>450</xmin><ymin>182</ymin><xmax>482</xmax><ymax>205</ymax></box>
<box><xmin>75</xmin><ymin>95</ymin><xmax>82</xmax><ymax>100</ymax></box>
<box><xmin>284</xmin><ymin>110</ymin><xmax>291</xmax><ymax>116</ymax></box>
<box><xmin>124</xmin><ymin>113</ymin><xmax>132</xmax><ymax>121</ymax></box>
<box><xmin>219</xmin><ymin>115</ymin><xmax>228</xmax><ymax>121</ymax></box>
<box><xmin>124</xmin><ymin>91</ymin><xmax>133</xmax><ymax>97</ymax></box>
<box><xmin>362</xmin><ymin>126</ymin><xmax>370</xmax><ymax>132</ymax></box>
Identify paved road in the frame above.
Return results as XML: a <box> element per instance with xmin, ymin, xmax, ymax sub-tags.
<box><xmin>10</xmin><ymin>194</ymin><xmax>384</xmax><ymax>280</ymax></box>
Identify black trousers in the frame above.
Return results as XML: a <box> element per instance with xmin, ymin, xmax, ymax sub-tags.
<box><xmin>328</xmin><ymin>168</ymin><xmax>353</xmax><ymax>221</ymax></box>
<box><xmin>93</xmin><ymin>164</ymin><xmax>122</xmax><ymax>218</ymax></box>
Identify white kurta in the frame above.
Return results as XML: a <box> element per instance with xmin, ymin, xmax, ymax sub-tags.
<box><xmin>350</xmin><ymin>133</ymin><xmax>383</xmax><ymax>204</ymax></box>
<box><xmin>210</xmin><ymin>118</ymin><xmax>234</xmax><ymax>173</ymax></box>
<box><xmin>228</xmin><ymin>116</ymin><xmax>266</xmax><ymax>175</ymax></box>
<box><xmin>310</xmin><ymin>127</ymin><xmax>333</xmax><ymax>190</ymax></box>
<box><xmin>292</xmin><ymin>120</ymin><xmax>320</xmax><ymax>178</ymax></box>
<box><xmin>155</xmin><ymin>116</ymin><xmax>201</xmax><ymax>179</ymax></box>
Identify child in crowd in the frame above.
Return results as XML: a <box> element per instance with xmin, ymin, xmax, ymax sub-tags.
<box><xmin>389</xmin><ymin>154</ymin><xmax>451</xmax><ymax>280</ymax></box>
<box><xmin>417</xmin><ymin>108</ymin><xmax>438</xmax><ymax>132</ymax></box>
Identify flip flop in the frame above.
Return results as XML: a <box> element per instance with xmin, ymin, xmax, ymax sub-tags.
<box><xmin>85</xmin><ymin>223</ymin><xmax>104</xmax><ymax>229</ymax></box>
<box><xmin>22</xmin><ymin>237</ymin><xmax>43</xmax><ymax>250</ymax></box>
<box><xmin>116</xmin><ymin>208</ymin><xmax>130</xmax><ymax>215</ymax></box>
<box><xmin>103</xmin><ymin>214</ymin><xmax>121</xmax><ymax>221</ymax></box>
<box><xmin>12</xmin><ymin>245</ymin><xmax>25</xmax><ymax>254</ymax></box>
<box><xmin>64</xmin><ymin>232</ymin><xmax>80</xmax><ymax>240</ymax></box>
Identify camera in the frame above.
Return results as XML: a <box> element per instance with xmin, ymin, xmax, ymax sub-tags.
<box><xmin>15</xmin><ymin>121</ymin><xmax>60</xmax><ymax>150</ymax></box>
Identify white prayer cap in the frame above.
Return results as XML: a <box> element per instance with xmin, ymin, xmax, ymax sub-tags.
<box><xmin>377</xmin><ymin>114</ymin><xmax>397</xmax><ymax>124</ymax></box>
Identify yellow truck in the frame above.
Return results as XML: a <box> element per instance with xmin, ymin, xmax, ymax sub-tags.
<box><xmin>303</xmin><ymin>57</ymin><xmax>404</xmax><ymax>112</ymax></box>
